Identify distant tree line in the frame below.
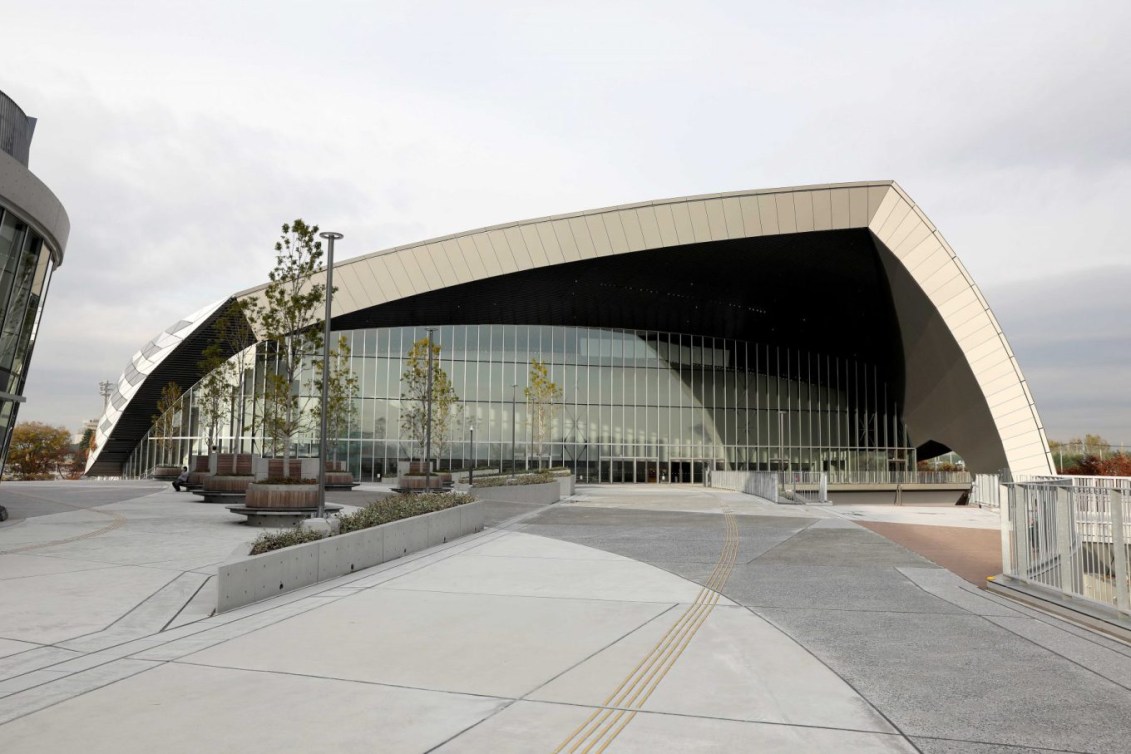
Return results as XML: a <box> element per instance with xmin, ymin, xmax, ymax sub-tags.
<box><xmin>3</xmin><ymin>422</ymin><xmax>93</xmax><ymax>480</ymax></box>
<box><xmin>1049</xmin><ymin>434</ymin><xmax>1131</xmax><ymax>476</ymax></box>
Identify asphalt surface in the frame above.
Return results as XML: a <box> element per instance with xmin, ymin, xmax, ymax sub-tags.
<box><xmin>517</xmin><ymin>494</ymin><xmax>1131</xmax><ymax>753</ymax></box>
<box><xmin>0</xmin><ymin>481</ymin><xmax>167</xmax><ymax>522</ymax></box>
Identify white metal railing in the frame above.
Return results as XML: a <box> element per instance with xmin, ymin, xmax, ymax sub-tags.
<box><xmin>971</xmin><ymin>473</ymin><xmax>1002</xmax><ymax>509</ymax></box>
<box><xmin>1002</xmin><ymin>482</ymin><xmax>1131</xmax><ymax>619</ymax></box>
<box><xmin>826</xmin><ymin>470</ymin><xmax>972</xmax><ymax>485</ymax></box>
<box><xmin>1060</xmin><ymin>475</ymin><xmax>1131</xmax><ymax>492</ymax></box>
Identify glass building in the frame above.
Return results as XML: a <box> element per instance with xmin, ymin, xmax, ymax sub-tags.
<box><xmin>0</xmin><ymin>90</ymin><xmax>68</xmax><ymax>471</ymax></box>
<box><xmin>91</xmin><ymin>183</ymin><xmax>1054</xmax><ymax>479</ymax></box>
<box><xmin>122</xmin><ymin>323</ymin><xmax>911</xmax><ymax>484</ymax></box>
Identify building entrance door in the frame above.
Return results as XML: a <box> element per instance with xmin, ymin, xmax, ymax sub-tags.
<box><xmin>670</xmin><ymin>460</ymin><xmax>706</xmax><ymax>484</ymax></box>
<box><xmin>636</xmin><ymin>459</ymin><xmax>659</xmax><ymax>483</ymax></box>
<box><xmin>600</xmin><ymin>458</ymin><xmax>660</xmax><ymax>483</ymax></box>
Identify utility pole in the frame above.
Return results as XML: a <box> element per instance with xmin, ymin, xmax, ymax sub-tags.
<box><xmin>98</xmin><ymin>381</ymin><xmax>114</xmax><ymax>408</ymax></box>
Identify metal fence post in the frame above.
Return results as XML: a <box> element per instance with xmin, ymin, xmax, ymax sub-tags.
<box><xmin>1016</xmin><ymin>488</ymin><xmax>1033</xmax><ymax>578</ymax></box>
<box><xmin>1110</xmin><ymin>490</ymin><xmax>1130</xmax><ymax>613</ymax></box>
<box><xmin>1055</xmin><ymin>487</ymin><xmax>1075</xmax><ymax>593</ymax></box>
<box><xmin>1000</xmin><ymin>485</ymin><xmax>1014</xmax><ymax>577</ymax></box>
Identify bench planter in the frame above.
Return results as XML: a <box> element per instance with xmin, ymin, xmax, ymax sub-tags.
<box><xmin>245</xmin><ymin>482</ymin><xmax>319</xmax><ymax>509</ymax></box>
<box><xmin>152</xmin><ymin>465</ymin><xmax>182</xmax><ymax>481</ymax></box>
<box><xmin>204</xmin><ymin>475</ymin><xmax>256</xmax><ymax>493</ymax></box>
<box><xmin>324</xmin><ymin>471</ymin><xmax>358</xmax><ymax>489</ymax></box>
<box><xmin>397</xmin><ymin>475</ymin><xmax>447</xmax><ymax>491</ymax></box>
<box><xmin>216</xmin><ymin>453</ymin><xmax>254</xmax><ymax>476</ymax></box>
<box><xmin>216</xmin><ymin>500</ymin><xmax>484</xmax><ymax>612</ymax></box>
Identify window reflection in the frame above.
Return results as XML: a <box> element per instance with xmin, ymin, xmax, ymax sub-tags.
<box><xmin>127</xmin><ymin>324</ymin><xmax>916</xmax><ymax>484</ymax></box>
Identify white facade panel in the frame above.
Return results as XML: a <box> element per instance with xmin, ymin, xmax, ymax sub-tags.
<box><xmin>703</xmin><ymin>199</ymin><xmax>728</xmax><ymax>240</ymax></box>
<box><xmin>738</xmin><ymin>196</ymin><xmax>763</xmax><ymax>235</ymax></box>
<box><xmin>775</xmin><ymin>193</ymin><xmax>798</xmax><ymax>234</ymax></box>
<box><xmin>721</xmin><ymin>197</ymin><xmax>745</xmax><ymax>238</ymax></box>
<box><xmin>757</xmin><ymin>194</ymin><xmax>779</xmax><ymax>235</ymax></box>
<box><xmin>794</xmin><ymin>191</ymin><xmax>815</xmax><ymax>233</ymax></box>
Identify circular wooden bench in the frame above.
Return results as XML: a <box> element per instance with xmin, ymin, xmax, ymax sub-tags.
<box><xmin>225</xmin><ymin>504</ymin><xmax>343</xmax><ymax>527</ymax></box>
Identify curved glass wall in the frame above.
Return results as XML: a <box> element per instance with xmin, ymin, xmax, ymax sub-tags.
<box><xmin>0</xmin><ymin>208</ymin><xmax>56</xmax><ymax>467</ymax></box>
<box><xmin>124</xmin><ymin>324</ymin><xmax>915</xmax><ymax>484</ymax></box>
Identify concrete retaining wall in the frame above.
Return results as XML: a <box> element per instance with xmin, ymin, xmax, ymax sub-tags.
<box><xmin>217</xmin><ymin>501</ymin><xmax>484</xmax><ymax>613</ymax></box>
<box><xmin>471</xmin><ymin>480</ymin><xmax>561</xmax><ymax>505</ymax></box>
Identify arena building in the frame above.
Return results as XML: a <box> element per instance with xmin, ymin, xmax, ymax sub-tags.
<box><xmin>85</xmin><ymin>181</ymin><xmax>1054</xmax><ymax>482</ymax></box>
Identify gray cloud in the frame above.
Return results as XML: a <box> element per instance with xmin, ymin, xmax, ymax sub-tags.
<box><xmin>986</xmin><ymin>266</ymin><xmax>1131</xmax><ymax>444</ymax></box>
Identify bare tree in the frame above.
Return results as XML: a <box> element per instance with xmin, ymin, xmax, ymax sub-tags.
<box><xmin>245</xmin><ymin>220</ymin><xmax>326</xmax><ymax>479</ymax></box>
<box><xmin>524</xmin><ymin>358</ymin><xmax>562</xmax><ymax>469</ymax></box>
<box><xmin>399</xmin><ymin>337</ymin><xmax>460</xmax><ymax>464</ymax></box>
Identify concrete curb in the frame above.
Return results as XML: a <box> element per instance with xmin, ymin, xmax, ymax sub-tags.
<box><xmin>216</xmin><ymin>501</ymin><xmax>484</xmax><ymax>613</ymax></box>
<box><xmin>470</xmin><ymin>480</ymin><xmax>562</xmax><ymax>505</ymax></box>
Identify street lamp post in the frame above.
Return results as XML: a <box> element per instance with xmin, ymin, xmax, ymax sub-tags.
<box><xmin>317</xmin><ymin>231</ymin><xmax>342</xmax><ymax>519</ymax></box>
<box><xmin>511</xmin><ymin>383</ymin><xmax>517</xmax><ymax>475</ymax></box>
<box><xmin>469</xmin><ymin>424</ymin><xmax>475</xmax><ymax>485</ymax></box>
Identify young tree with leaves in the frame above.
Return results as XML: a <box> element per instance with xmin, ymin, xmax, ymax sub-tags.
<box><xmin>525</xmin><ymin>358</ymin><xmax>562</xmax><ymax>469</ymax></box>
<box><xmin>194</xmin><ymin>343</ymin><xmax>234</xmax><ymax>457</ymax></box>
<box><xmin>313</xmin><ymin>335</ymin><xmax>360</xmax><ymax>464</ymax></box>
<box><xmin>246</xmin><ymin>220</ymin><xmax>326</xmax><ymax>478</ymax></box>
<box><xmin>151</xmin><ymin>381</ymin><xmax>184</xmax><ymax>465</ymax></box>
<box><xmin>399</xmin><ymin>337</ymin><xmax>460</xmax><ymax>465</ymax></box>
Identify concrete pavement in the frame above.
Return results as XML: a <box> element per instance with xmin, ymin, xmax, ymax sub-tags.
<box><xmin>0</xmin><ymin>482</ymin><xmax>1128</xmax><ymax>752</ymax></box>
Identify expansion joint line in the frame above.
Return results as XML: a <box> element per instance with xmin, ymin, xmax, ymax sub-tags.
<box><xmin>552</xmin><ymin>508</ymin><xmax>739</xmax><ymax>753</ymax></box>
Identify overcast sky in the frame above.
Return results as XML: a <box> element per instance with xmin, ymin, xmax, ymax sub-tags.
<box><xmin>3</xmin><ymin>1</ymin><xmax>1129</xmax><ymax>446</ymax></box>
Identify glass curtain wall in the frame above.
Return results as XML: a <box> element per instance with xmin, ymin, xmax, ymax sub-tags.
<box><xmin>125</xmin><ymin>325</ymin><xmax>914</xmax><ymax>483</ymax></box>
<box><xmin>0</xmin><ymin>209</ymin><xmax>56</xmax><ymax>468</ymax></box>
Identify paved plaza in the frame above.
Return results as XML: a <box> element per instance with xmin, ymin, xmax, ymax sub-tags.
<box><xmin>0</xmin><ymin>481</ymin><xmax>1129</xmax><ymax>752</ymax></box>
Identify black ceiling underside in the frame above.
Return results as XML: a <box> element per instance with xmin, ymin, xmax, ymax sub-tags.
<box><xmin>334</xmin><ymin>229</ymin><xmax>904</xmax><ymax>381</ymax></box>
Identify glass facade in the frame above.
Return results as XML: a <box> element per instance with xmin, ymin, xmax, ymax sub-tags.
<box><xmin>125</xmin><ymin>324</ymin><xmax>915</xmax><ymax>484</ymax></box>
<box><xmin>0</xmin><ymin>208</ymin><xmax>56</xmax><ymax>466</ymax></box>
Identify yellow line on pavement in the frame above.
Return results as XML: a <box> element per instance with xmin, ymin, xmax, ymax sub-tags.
<box><xmin>553</xmin><ymin>508</ymin><xmax>740</xmax><ymax>753</ymax></box>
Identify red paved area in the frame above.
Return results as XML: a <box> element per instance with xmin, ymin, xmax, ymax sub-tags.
<box><xmin>857</xmin><ymin>521</ymin><xmax>1002</xmax><ymax>585</ymax></box>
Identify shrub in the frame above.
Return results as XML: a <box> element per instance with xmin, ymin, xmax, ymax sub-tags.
<box><xmin>471</xmin><ymin>471</ymin><xmax>554</xmax><ymax>488</ymax></box>
<box><xmin>246</xmin><ymin>491</ymin><xmax>477</xmax><ymax>554</ymax></box>
<box><xmin>249</xmin><ymin>527</ymin><xmax>326</xmax><ymax>555</ymax></box>
<box><xmin>1064</xmin><ymin>453</ymin><xmax>1131</xmax><ymax>477</ymax></box>
<box><xmin>260</xmin><ymin>477</ymin><xmax>319</xmax><ymax>485</ymax></box>
<box><xmin>337</xmin><ymin>492</ymin><xmax>476</xmax><ymax>533</ymax></box>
